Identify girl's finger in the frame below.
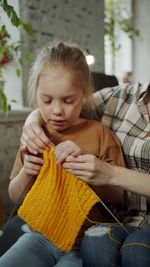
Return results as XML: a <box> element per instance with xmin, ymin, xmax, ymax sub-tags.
<box><xmin>55</xmin><ymin>147</ymin><xmax>75</xmax><ymax>165</ymax></box>
<box><xmin>24</xmin><ymin>166</ymin><xmax>41</xmax><ymax>176</ymax></box>
<box><xmin>24</xmin><ymin>154</ymin><xmax>44</xmax><ymax>165</ymax></box>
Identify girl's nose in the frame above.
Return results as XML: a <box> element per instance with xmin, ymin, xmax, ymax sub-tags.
<box><xmin>52</xmin><ymin>102</ymin><xmax>63</xmax><ymax>115</ymax></box>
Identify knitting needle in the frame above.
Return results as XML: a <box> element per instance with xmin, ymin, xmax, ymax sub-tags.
<box><xmin>49</xmin><ymin>139</ymin><xmax>129</xmax><ymax>234</ymax></box>
<box><xmin>49</xmin><ymin>140</ymin><xmax>129</xmax><ymax>234</ymax></box>
<box><xmin>0</xmin><ymin>139</ymin><xmax>129</xmax><ymax>237</ymax></box>
<box><xmin>0</xmin><ymin>141</ymin><xmax>56</xmax><ymax>237</ymax></box>
<box><xmin>98</xmin><ymin>198</ymin><xmax>129</xmax><ymax>234</ymax></box>
<box><xmin>0</xmin><ymin>175</ymin><xmax>34</xmax><ymax>236</ymax></box>
<box><xmin>49</xmin><ymin>139</ymin><xmax>56</xmax><ymax>148</ymax></box>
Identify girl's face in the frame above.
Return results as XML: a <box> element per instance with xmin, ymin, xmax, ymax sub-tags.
<box><xmin>37</xmin><ymin>65</ymin><xmax>85</xmax><ymax>132</ymax></box>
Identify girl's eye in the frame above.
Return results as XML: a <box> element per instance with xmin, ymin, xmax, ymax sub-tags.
<box><xmin>64</xmin><ymin>99</ymin><xmax>74</xmax><ymax>104</ymax></box>
<box><xmin>43</xmin><ymin>98</ymin><xmax>52</xmax><ymax>104</ymax></box>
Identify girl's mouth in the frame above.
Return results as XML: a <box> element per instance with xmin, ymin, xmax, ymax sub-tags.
<box><xmin>51</xmin><ymin>120</ymin><xmax>66</xmax><ymax>125</ymax></box>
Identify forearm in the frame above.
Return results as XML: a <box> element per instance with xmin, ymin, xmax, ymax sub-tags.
<box><xmin>63</xmin><ymin>154</ymin><xmax>150</xmax><ymax>198</ymax></box>
<box><xmin>110</xmin><ymin>165</ymin><xmax>150</xmax><ymax>197</ymax></box>
<box><xmin>8</xmin><ymin>167</ymin><xmax>35</xmax><ymax>204</ymax></box>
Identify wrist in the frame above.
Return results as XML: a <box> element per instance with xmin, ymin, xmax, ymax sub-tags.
<box><xmin>108</xmin><ymin>165</ymin><xmax>119</xmax><ymax>186</ymax></box>
<box><xmin>21</xmin><ymin>167</ymin><xmax>32</xmax><ymax>182</ymax></box>
<box><xmin>98</xmin><ymin>160</ymin><xmax>115</xmax><ymax>186</ymax></box>
<box><xmin>110</xmin><ymin>165</ymin><xmax>127</xmax><ymax>189</ymax></box>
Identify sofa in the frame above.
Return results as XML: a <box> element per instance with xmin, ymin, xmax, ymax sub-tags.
<box><xmin>0</xmin><ymin>194</ymin><xmax>5</xmax><ymax>227</ymax></box>
<box><xmin>92</xmin><ymin>72</ymin><xmax>118</xmax><ymax>91</ymax></box>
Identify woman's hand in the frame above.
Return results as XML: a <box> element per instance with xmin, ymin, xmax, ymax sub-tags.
<box><xmin>21</xmin><ymin>122</ymin><xmax>50</xmax><ymax>155</ymax></box>
<box><xmin>23</xmin><ymin>149</ymin><xmax>44</xmax><ymax>176</ymax></box>
<box><xmin>62</xmin><ymin>154</ymin><xmax>113</xmax><ymax>186</ymax></box>
<box><xmin>54</xmin><ymin>141</ymin><xmax>87</xmax><ymax>165</ymax></box>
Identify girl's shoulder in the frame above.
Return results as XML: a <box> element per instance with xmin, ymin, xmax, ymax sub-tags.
<box><xmin>83</xmin><ymin>119</ymin><xmax>115</xmax><ymax>138</ymax></box>
<box><xmin>87</xmin><ymin>119</ymin><xmax>121</xmax><ymax>143</ymax></box>
<box><xmin>85</xmin><ymin>119</ymin><xmax>109</xmax><ymax>130</ymax></box>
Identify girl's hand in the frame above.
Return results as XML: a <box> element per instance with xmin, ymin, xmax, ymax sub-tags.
<box><xmin>23</xmin><ymin>149</ymin><xmax>44</xmax><ymax>176</ymax></box>
<box><xmin>54</xmin><ymin>141</ymin><xmax>87</xmax><ymax>165</ymax></box>
<box><xmin>21</xmin><ymin>122</ymin><xmax>50</xmax><ymax>155</ymax></box>
<box><xmin>62</xmin><ymin>154</ymin><xmax>112</xmax><ymax>186</ymax></box>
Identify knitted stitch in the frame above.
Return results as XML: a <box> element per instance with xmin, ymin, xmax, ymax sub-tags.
<box><xmin>18</xmin><ymin>146</ymin><xmax>99</xmax><ymax>252</ymax></box>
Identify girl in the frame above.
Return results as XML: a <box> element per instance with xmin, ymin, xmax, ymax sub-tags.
<box><xmin>21</xmin><ymin>80</ymin><xmax>150</xmax><ymax>267</ymax></box>
<box><xmin>0</xmin><ymin>41</ymin><xmax>125</xmax><ymax>267</ymax></box>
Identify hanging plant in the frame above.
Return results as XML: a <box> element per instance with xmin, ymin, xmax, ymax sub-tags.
<box><xmin>0</xmin><ymin>25</ymin><xmax>22</xmax><ymax>79</ymax></box>
<box><xmin>0</xmin><ymin>0</ymin><xmax>34</xmax><ymax>115</ymax></box>
<box><xmin>104</xmin><ymin>0</ymin><xmax>141</xmax><ymax>59</ymax></box>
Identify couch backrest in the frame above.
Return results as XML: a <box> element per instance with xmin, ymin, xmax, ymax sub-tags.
<box><xmin>92</xmin><ymin>72</ymin><xmax>118</xmax><ymax>92</ymax></box>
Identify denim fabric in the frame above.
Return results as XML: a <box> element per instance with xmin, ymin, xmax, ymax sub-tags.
<box><xmin>0</xmin><ymin>226</ymin><xmax>82</xmax><ymax>267</ymax></box>
<box><xmin>81</xmin><ymin>224</ymin><xmax>150</xmax><ymax>267</ymax></box>
<box><xmin>122</xmin><ymin>227</ymin><xmax>150</xmax><ymax>267</ymax></box>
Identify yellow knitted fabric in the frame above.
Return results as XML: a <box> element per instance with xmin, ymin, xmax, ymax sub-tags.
<box><xmin>18</xmin><ymin>146</ymin><xmax>99</xmax><ymax>252</ymax></box>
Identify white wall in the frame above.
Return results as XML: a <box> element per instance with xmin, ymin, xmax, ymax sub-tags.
<box><xmin>132</xmin><ymin>0</ymin><xmax>150</xmax><ymax>83</ymax></box>
<box><xmin>104</xmin><ymin>0</ymin><xmax>132</xmax><ymax>83</ymax></box>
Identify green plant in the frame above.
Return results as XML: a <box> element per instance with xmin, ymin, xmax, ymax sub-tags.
<box><xmin>104</xmin><ymin>0</ymin><xmax>140</xmax><ymax>58</ymax></box>
<box><xmin>0</xmin><ymin>25</ymin><xmax>21</xmax><ymax>78</ymax></box>
<box><xmin>0</xmin><ymin>0</ymin><xmax>34</xmax><ymax>115</ymax></box>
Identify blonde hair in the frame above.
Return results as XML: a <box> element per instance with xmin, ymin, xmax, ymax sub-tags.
<box><xmin>28</xmin><ymin>41</ymin><xmax>96</xmax><ymax>119</ymax></box>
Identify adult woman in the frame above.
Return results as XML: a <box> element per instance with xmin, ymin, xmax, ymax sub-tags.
<box><xmin>21</xmin><ymin>81</ymin><xmax>150</xmax><ymax>266</ymax></box>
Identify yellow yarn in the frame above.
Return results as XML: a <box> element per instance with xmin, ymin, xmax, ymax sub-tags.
<box><xmin>18</xmin><ymin>146</ymin><xmax>99</xmax><ymax>252</ymax></box>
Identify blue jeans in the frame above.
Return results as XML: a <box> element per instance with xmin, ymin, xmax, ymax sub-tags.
<box><xmin>0</xmin><ymin>225</ymin><xmax>82</xmax><ymax>267</ymax></box>
<box><xmin>81</xmin><ymin>224</ymin><xmax>150</xmax><ymax>267</ymax></box>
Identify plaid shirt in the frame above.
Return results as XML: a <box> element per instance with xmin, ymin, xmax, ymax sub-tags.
<box><xmin>93</xmin><ymin>81</ymin><xmax>150</xmax><ymax>226</ymax></box>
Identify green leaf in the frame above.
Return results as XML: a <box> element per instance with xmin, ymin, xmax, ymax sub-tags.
<box><xmin>10</xmin><ymin>10</ymin><xmax>20</xmax><ymax>27</ymax></box>
<box><xmin>0</xmin><ymin>25</ymin><xmax>6</xmax><ymax>36</ymax></box>
<box><xmin>8</xmin><ymin>104</ymin><xmax>11</xmax><ymax>111</ymax></box>
<box><xmin>2</xmin><ymin>0</ymin><xmax>9</xmax><ymax>13</ymax></box>
<box><xmin>2</xmin><ymin>101</ymin><xmax>8</xmax><ymax>115</ymax></box>
<box><xmin>0</xmin><ymin>91</ymin><xmax>7</xmax><ymax>101</ymax></box>
<box><xmin>11</xmin><ymin>99</ymin><xmax>17</xmax><ymax>103</ymax></box>
<box><xmin>16</xmin><ymin>68</ymin><xmax>20</xmax><ymax>77</ymax></box>
<box><xmin>3</xmin><ymin>2</ymin><xmax>13</xmax><ymax>18</ymax></box>
<box><xmin>1</xmin><ymin>0</ymin><xmax>22</xmax><ymax>27</ymax></box>
<box><xmin>26</xmin><ymin>53</ymin><xmax>31</xmax><ymax>62</ymax></box>
<box><xmin>23</xmin><ymin>23</ymin><xmax>34</xmax><ymax>37</ymax></box>
<box><xmin>0</xmin><ymin>90</ymin><xmax>10</xmax><ymax>115</ymax></box>
<box><xmin>19</xmin><ymin>58</ymin><xmax>23</xmax><ymax>66</ymax></box>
